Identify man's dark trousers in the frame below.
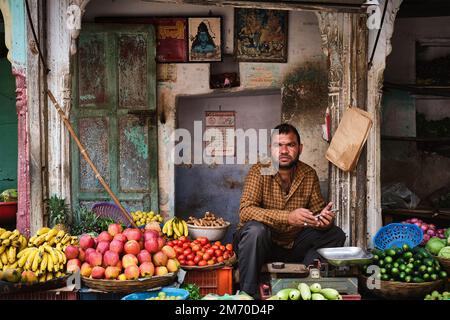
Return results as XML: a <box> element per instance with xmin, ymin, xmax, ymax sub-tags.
<box><xmin>233</xmin><ymin>220</ymin><xmax>346</xmax><ymax>296</ymax></box>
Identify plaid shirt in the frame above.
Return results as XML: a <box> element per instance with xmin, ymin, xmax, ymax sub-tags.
<box><xmin>238</xmin><ymin>161</ymin><xmax>326</xmax><ymax>248</ymax></box>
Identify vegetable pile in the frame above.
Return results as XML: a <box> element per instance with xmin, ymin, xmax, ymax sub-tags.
<box><xmin>364</xmin><ymin>245</ymin><xmax>448</xmax><ymax>283</ymax></box>
<box><xmin>424</xmin><ymin>290</ymin><xmax>450</xmax><ymax>300</ymax></box>
<box><xmin>401</xmin><ymin>218</ymin><xmax>447</xmax><ymax>245</ymax></box>
<box><xmin>267</xmin><ymin>283</ymin><xmax>342</xmax><ymax>300</ymax></box>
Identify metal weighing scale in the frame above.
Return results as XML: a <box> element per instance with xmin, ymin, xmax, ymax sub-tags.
<box><xmin>259</xmin><ymin>247</ymin><xmax>373</xmax><ymax>299</ymax></box>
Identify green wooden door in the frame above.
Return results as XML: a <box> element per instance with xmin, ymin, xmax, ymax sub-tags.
<box><xmin>72</xmin><ymin>24</ymin><xmax>158</xmax><ymax>213</ymax></box>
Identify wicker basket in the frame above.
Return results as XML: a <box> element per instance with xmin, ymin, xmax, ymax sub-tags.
<box><xmin>81</xmin><ymin>273</ymin><xmax>177</xmax><ymax>293</ymax></box>
<box><xmin>436</xmin><ymin>256</ymin><xmax>450</xmax><ymax>273</ymax></box>
<box><xmin>0</xmin><ymin>274</ymin><xmax>71</xmax><ymax>295</ymax></box>
<box><xmin>360</xmin><ymin>275</ymin><xmax>444</xmax><ymax>299</ymax></box>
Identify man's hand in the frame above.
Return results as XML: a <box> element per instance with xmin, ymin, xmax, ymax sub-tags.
<box><xmin>288</xmin><ymin>208</ymin><xmax>320</xmax><ymax>228</ymax></box>
<box><xmin>316</xmin><ymin>202</ymin><xmax>335</xmax><ymax>229</ymax></box>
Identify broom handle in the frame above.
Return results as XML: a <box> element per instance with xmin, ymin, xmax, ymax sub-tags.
<box><xmin>47</xmin><ymin>90</ymin><xmax>138</xmax><ymax>228</ymax></box>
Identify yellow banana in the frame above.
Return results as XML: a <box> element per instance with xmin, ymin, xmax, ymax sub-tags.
<box><xmin>46</xmin><ymin>237</ymin><xmax>57</xmax><ymax>247</ymax></box>
<box><xmin>37</xmin><ymin>227</ymin><xmax>51</xmax><ymax>236</ymax></box>
<box><xmin>17</xmin><ymin>247</ymin><xmax>33</xmax><ymax>259</ymax></box>
<box><xmin>178</xmin><ymin>220</ymin><xmax>185</xmax><ymax>236</ymax></box>
<box><xmin>2</xmin><ymin>239</ymin><xmax>11</xmax><ymax>246</ymax></box>
<box><xmin>56</xmin><ymin>243</ymin><xmax>63</xmax><ymax>251</ymax></box>
<box><xmin>39</xmin><ymin>273</ymin><xmax>46</xmax><ymax>283</ymax></box>
<box><xmin>0</xmin><ymin>228</ymin><xmax>6</xmax><ymax>236</ymax></box>
<box><xmin>182</xmin><ymin>220</ymin><xmax>188</xmax><ymax>237</ymax></box>
<box><xmin>9</xmin><ymin>261</ymin><xmax>18</xmax><ymax>269</ymax></box>
<box><xmin>8</xmin><ymin>229</ymin><xmax>20</xmax><ymax>241</ymax></box>
<box><xmin>60</xmin><ymin>233</ymin><xmax>71</xmax><ymax>245</ymax></box>
<box><xmin>47</xmin><ymin>252</ymin><xmax>54</xmax><ymax>272</ymax></box>
<box><xmin>11</xmin><ymin>240</ymin><xmax>21</xmax><ymax>248</ymax></box>
<box><xmin>7</xmin><ymin>246</ymin><xmax>16</xmax><ymax>264</ymax></box>
<box><xmin>24</xmin><ymin>248</ymin><xmax>38</xmax><ymax>271</ymax></box>
<box><xmin>43</xmin><ymin>245</ymin><xmax>58</xmax><ymax>264</ymax></box>
<box><xmin>167</xmin><ymin>218</ymin><xmax>174</xmax><ymax>237</ymax></box>
<box><xmin>55</xmin><ymin>230</ymin><xmax>66</xmax><ymax>242</ymax></box>
<box><xmin>18</xmin><ymin>249</ymin><xmax>31</xmax><ymax>268</ymax></box>
<box><xmin>28</xmin><ymin>235</ymin><xmax>37</xmax><ymax>245</ymax></box>
<box><xmin>46</xmin><ymin>273</ymin><xmax>53</xmax><ymax>281</ymax></box>
<box><xmin>162</xmin><ymin>221</ymin><xmax>168</xmax><ymax>234</ymax></box>
<box><xmin>19</xmin><ymin>236</ymin><xmax>27</xmax><ymax>250</ymax></box>
<box><xmin>0</xmin><ymin>231</ymin><xmax>12</xmax><ymax>240</ymax></box>
<box><xmin>40</xmin><ymin>253</ymin><xmax>48</xmax><ymax>272</ymax></box>
<box><xmin>45</xmin><ymin>229</ymin><xmax>58</xmax><ymax>242</ymax></box>
<box><xmin>33</xmin><ymin>234</ymin><xmax>47</xmax><ymax>246</ymax></box>
<box><xmin>55</xmin><ymin>248</ymin><xmax>65</xmax><ymax>264</ymax></box>
<box><xmin>0</xmin><ymin>258</ymin><xmax>3</xmax><ymax>269</ymax></box>
<box><xmin>0</xmin><ymin>245</ymin><xmax>5</xmax><ymax>255</ymax></box>
<box><xmin>31</xmin><ymin>251</ymin><xmax>42</xmax><ymax>272</ymax></box>
<box><xmin>1</xmin><ymin>252</ymin><xmax>8</xmax><ymax>265</ymax></box>
<box><xmin>173</xmin><ymin>219</ymin><xmax>182</xmax><ymax>237</ymax></box>
<box><xmin>55</xmin><ymin>271</ymin><xmax>63</xmax><ymax>278</ymax></box>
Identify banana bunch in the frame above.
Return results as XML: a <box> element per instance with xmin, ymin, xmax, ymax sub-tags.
<box><xmin>16</xmin><ymin>245</ymin><xmax>66</xmax><ymax>279</ymax></box>
<box><xmin>28</xmin><ymin>227</ymin><xmax>78</xmax><ymax>251</ymax></box>
<box><xmin>162</xmin><ymin>217</ymin><xmax>188</xmax><ymax>239</ymax></box>
<box><xmin>0</xmin><ymin>228</ymin><xmax>28</xmax><ymax>271</ymax></box>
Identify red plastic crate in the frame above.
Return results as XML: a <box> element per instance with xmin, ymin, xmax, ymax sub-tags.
<box><xmin>183</xmin><ymin>267</ymin><xmax>233</xmax><ymax>296</ymax></box>
<box><xmin>0</xmin><ymin>291</ymin><xmax>78</xmax><ymax>300</ymax></box>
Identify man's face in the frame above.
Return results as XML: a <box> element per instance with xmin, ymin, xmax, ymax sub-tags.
<box><xmin>271</xmin><ymin>132</ymin><xmax>302</xmax><ymax>169</ymax></box>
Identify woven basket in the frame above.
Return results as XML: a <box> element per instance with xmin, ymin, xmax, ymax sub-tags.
<box><xmin>360</xmin><ymin>275</ymin><xmax>444</xmax><ymax>299</ymax></box>
<box><xmin>0</xmin><ymin>274</ymin><xmax>71</xmax><ymax>295</ymax></box>
<box><xmin>436</xmin><ymin>256</ymin><xmax>450</xmax><ymax>273</ymax></box>
<box><xmin>81</xmin><ymin>273</ymin><xmax>177</xmax><ymax>293</ymax></box>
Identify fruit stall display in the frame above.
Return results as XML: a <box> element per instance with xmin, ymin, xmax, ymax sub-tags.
<box><xmin>167</xmin><ymin>236</ymin><xmax>235</xmax><ymax>268</ymax></box>
<box><xmin>0</xmin><ymin>227</ymin><xmax>77</xmax><ymax>287</ymax></box>
<box><xmin>72</xmin><ymin>223</ymin><xmax>180</xmax><ymax>282</ymax></box>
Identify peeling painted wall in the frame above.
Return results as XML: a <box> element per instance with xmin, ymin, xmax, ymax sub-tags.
<box><xmin>382</xmin><ymin>16</ymin><xmax>450</xmax><ymax>200</ymax></box>
<box><xmin>84</xmin><ymin>0</ymin><xmax>328</xmax><ymax>216</ymax></box>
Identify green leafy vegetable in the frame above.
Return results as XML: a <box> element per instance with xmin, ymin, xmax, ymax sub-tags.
<box><xmin>181</xmin><ymin>283</ymin><xmax>202</xmax><ymax>300</ymax></box>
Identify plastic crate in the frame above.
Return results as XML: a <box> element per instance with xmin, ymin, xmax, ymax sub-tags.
<box><xmin>183</xmin><ymin>267</ymin><xmax>233</xmax><ymax>296</ymax></box>
<box><xmin>0</xmin><ymin>291</ymin><xmax>78</xmax><ymax>300</ymax></box>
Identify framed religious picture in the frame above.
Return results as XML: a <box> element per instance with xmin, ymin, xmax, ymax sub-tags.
<box><xmin>188</xmin><ymin>17</ymin><xmax>222</xmax><ymax>62</ymax></box>
<box><xmin>234</xmin><ymin>8</ymin><xmax>288</xmax><ymax>63</ymax></box>
<box><xmin>95</xmin><ymin>17</ymin><xmax>188</xmax><ymax>63</ymax></box>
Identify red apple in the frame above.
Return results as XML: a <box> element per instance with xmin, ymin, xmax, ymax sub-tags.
<box><xmin>89</xmin><ymin>251</ymin><xmax>103</xmax><ymax>267</ymax></box>
<box><xmin>144</xmin><ymin>230</ymin><xmax>159</xmax><ymax>242</ymax></box>
<box><xmin>96</xmin><ymin>241</ymin><xmax>110</xmax><ymax>255</ymax></box>
<box><xmin>155</xmin><ymin>266</ymin><xmax>168</xmax><ymax>276</ymax></box>
<box><xmin>152</xmin><ymin>251</ymin><xmax>168</xmax><ymax>267</ymax></box>
<box><xmin>122</xmin><ymin>254</ymin><xmax>138</xmax><ymax>269</ymax></box>
<box><xmin>78</xmin><ymin>248</ymin><xmax>86</xmax><ymax>262</ymax></box>
<box><xmin>103</xmin><ymin>250</ymin><xmax>120</xmax><ymax>267</ymax></box>
<box><xmin>104</xmin><ymin>266</ymin><xmax>121</xmax><ymax>280</ymax></box>
<box><xmin>109</xmin><ymin>239</ymin><xmax>124</xmax><ymax>254</ymax></box>
<box><xmin>80</xmin><ymin>262</ymin><xmax>92</xmax><ymax>277</ymax></box>
<box><xmin>125</xmin><ymin>228</ymin><xmax>142</xmax><ymax>242</ymax></box>
<box><xmin>85</xmin><ymin>248</ymin><xmax>96</xmax><ymax>262</ymax></box>
<box><xmin>125</xmin><ymin>265</ymin><xmax>140</xmax><ymax>280</ymax></box>
<box><xmin>161</xmin><ymin>245</ymin><xmax>176</xmax><ymax>259</ymax></box>
<box><xmin>66</xmin><ymin>259</ymin><xmax>81</xmax><ymax>273</ymax></box>
<box><xmin>137</xmin><ymin>250</ymin><xmax>152</xmax><ymax>264</ymax></box>
<box><xmin>144</xmin><ymin>238</ymin><xmax>159</xmax><ymax>254</ymax></box>
<box><xmin>124</xmin><ymin>240</ymin><xmax>141</xmax><ymax>255</ymax></box>
<box><xmin>64</xmin><ymin>245</ymin><xmax>79</xmax><ymax>260</ymax></box>
<box><xmin>79</xmin><ymin>234</ymin><xmax>95</xmax><ymax>250</ymax></box>
<box><xmin>144</xmin><ymin>221</ymin><xmax>161</xmax><ymax>233</ymax></box>
<box><xmin>98</xmin><ymin>231</ymin><xmax>113</xmax><ymax>243</ymax></box>
<box><xmin>139</xmin><ymin>262</ymin><xmax>155</xmax><ymax>277</ymax></box>
<box><xmin>91</xmin><ymin>266</ymin><xmax>105</xmax><ymax>279</ymax></box>
<box><xmin>108</xmin><ymin>223</ymin><xmax>123</xmax><ymax>237</ymax></box>
<box><xmin>157</xmin><ymin>237</ymin><xmax>166</xmax><ymax>251</ymax></box>
<box><xmin>113</xmin><ymin>233</ymin><xmax>127</xmax><ymax>243</ymax></box>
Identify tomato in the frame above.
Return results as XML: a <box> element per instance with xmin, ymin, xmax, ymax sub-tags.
<box><xmin>175</xmin><ymin>247</ymin><xmax>184</xmax><ymax>254</ymax></box>
<box><xmin>178</xmin><ymin>254</ymin><xmax>185</xmax><ymax>261</ymax></box>
<box><xmin>196</xmin><ymin>251</ymin><xmax>204</xmax><ymax>257</ymax></box>
<box><xmin>226</xmin><ymin>244</ymin><xmax>233</xmax><ymax>251</ymax></box>
<box><xmin>204</xmin><ymin>244</ymin><xmax>211</xmax><ymax>249</ymax></box>
<box><xmin>179</xmin><ymin>236</ymin><xmax>187</xmax><ymax>243</ymax></box>
<box><xmin>193</xmin><ymin>256</ymin><xmax>201</xmax><ymax>264</ymax></box>
<box><xmin>207</xmin><ymin>259</ymin><xmax>215</xmax><ymax>266</ymax></box>
<box><xmin>198</xmin><ymin>260</ymin><xmax>207</xmax><ymax>267</ymax></box>
<box><xmin>192</xmin><ymin>244</ymin><xmax>201</xmax><ymax>252</ymax></box>
<box><xmin>217</xmin><ymin>256</ymin><xmax>224</xmax><ymax>263</ymax></box>
<box><xmin>215</xmin><ymin>250</ymin><xmax>223</xmax><ymax>257</ymax></box>
<box><xmin>211</xmin><ymin>257</ymin><xmax>217</xmax><ymax>263</ymax></box>
<box><xmin>183</xmin><ymin>248</ymin><xmax>192</xmax><ymax>256</ymax></box>
<box><xmin>202</xmin><ymin>253</ymin><xmax>211</xmax><ymax>261</ymax></box>
<box><xmin>178</xmin><ymin>259</ymin><xmax>186</xmax><ymax>265</ymax></box>
<box><xmin>219</xmin><ymin>245</ymin><xmax>225</xmax><ymax>251</ymax></box>
<box><xmin>198</xmin><ymin>237</ymin><xmax>209</xmax><ymax>246</ymax></box>
<box><xmin>187</xmin><ymin>260</ymin><xmax>195</xmax><ymax>266</ymax></box>
<box><xmin>206</xmin><ymin>249</ymin><xmax>214</xmax><ymax>256</ymax></box>
<box><xmin>167</xmin><ymin>241</ymin><xmax>173</xmax><ymax>247</ymax></box>
<box><xmin>173</xmin><ymin>240</ymin><xmax>179</xmax><ymax>246</ymax></box>
<box><xmin>186</xmin><ymin>254</ymin><xmax>194</xmax><ymax>261</ymax></box>
<box><xmin>223</xmin><ymin>252</ymin><xmax>230</xmax><ymax>260</ymax></box>
<box><xmin>211</xmin><ymin>245</ymin><xmax>219</xmax><ymax>251</ymax></box>
<box><xmin>214</xmin><ymin>241</ymin><xmax>222</xmax><ymax>247</ymax></box>
<box><xmin>182</xmin><ymin>242</ymin><xmax>190</xmax><ymax>249</ymax></box>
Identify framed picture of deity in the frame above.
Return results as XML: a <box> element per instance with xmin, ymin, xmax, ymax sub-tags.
<box><xmin>234</xmin><ymin>8</ymin><xmax>288</xmax><ymax>63</ymax></box>
<box><xmin>188</xmin><ymin>17</ymin><xmax>222</xmax><ymax>62</ymax></box>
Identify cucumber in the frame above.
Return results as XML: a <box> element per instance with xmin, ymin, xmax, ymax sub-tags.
<box><xmin>320</xmin><ymin>288</ymin><xmax>340</xmax><ymax>300</ymax></box>
<box><xmin>276</xmin><ymin>288</ymin><xmax>293</xmax><ymax>300</ymax></box>
<box><xmin>289</xmin><ymin>289</ymin><xmax>301</xmax><ymax>300</ymax></box>
<box><xmin>311</xmin><ymin>293</ymin><xmax>326</xmax><ymax>300</ymax></box>
<box><xmin>298</xmin><ymin>283</ymin><xmax>311</xmax><ymax>300</ymax></box>
<box><xmin>309</xmin><ymin>283</ymin><xmax>322</xmax><ymax>293</ymax></box>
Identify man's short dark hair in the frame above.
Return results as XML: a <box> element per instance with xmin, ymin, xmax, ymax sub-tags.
<box><xmin>272</xmin><ymin>123</ymin><xmax>301</xmax><ymax>145</ymax></box>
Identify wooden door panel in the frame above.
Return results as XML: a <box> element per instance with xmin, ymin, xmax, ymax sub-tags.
<box><xmin>78</xmin><ymin>33</ymin><xmax>108</xmax><ymax>107</ymax></box>
<box><xmin>118</xmin><ymin>34</ymin><xmax>148</xmax><ymax>110</ymax></box>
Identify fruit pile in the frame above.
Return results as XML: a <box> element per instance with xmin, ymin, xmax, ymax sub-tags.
<box><xmin>363</xmin><ymin>245</ymin><xmax>448</xmax><ymax>283</ymax></box>
<box><xmin>162</xmin><ymin>217</ymin><xmax>188</xmax><ymax>240</ymax></box>
<box><xmin>71</xmin><ymin>223</ymin><xmax>180</xmax><ymax>280</ymax></box>
<box><xmin>146</xmin><ymin>291</ymin><xmax>183</xmax><ymax>300</ymax></box>
<box><xmin>424</xmin><ymin>290</ymin><xmax>450</xmax><ymax>300</ymax></box>
<box><xmin>167</xmin><ymin>236</ymin><xmax>234</xmax><ymax>267</ymax></box>
<box><xmin>132</xmin><ymin>211</ymin><xmax>163</xmax><ymax>227</ymax></box>
<box><xmin>0</xmin><ymin>229</ymin><xmax>27</xmax><ymax>271</ymax></box>
<box><xmin>0</xmin><ymin>227</ymin><xmax>75</xmax><ymax>283</ymax></box>
<box><xmin>268</xmin><ymin>283</ymin><xmax>342</xmax><ymax>300</ymax></box>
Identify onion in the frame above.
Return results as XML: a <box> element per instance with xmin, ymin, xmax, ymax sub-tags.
<box><xmin>421</xmin><ymin>224</ymin><xmax>429</xmax><ymax>231</ymax></box>
<box><xmin>414</xmin><ymin>222</ymin><xmax>422</xmax><ymax>227</ymax></box>
<box><xmin>423</xmin><ymin>234</ymin><xmax>431</xmax><ymax>241</ymax></box>
<box><xmin>429</xmin><ymin>224</ymin><xmax>436</xmax><ymax>230</ymax></box>
<box><xmin>427</xmin><ymin>229</ymin><xmax>435</xmax><ymax>236</ymax></box>
<box><xmin>411</xmin><ymin>218</ymin><xmax>419</xmax><ymax>223</ymax></box>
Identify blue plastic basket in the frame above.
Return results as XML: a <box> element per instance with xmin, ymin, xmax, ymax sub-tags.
<box><xmin>373</xmin><ymin>223</ymin><xmax>423</xmax><ymax>250</ymax></box>
<box><xmin>121</xmin><ymin>287</ymin><xmax>189</xmax><ymax>300</ymax></box>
